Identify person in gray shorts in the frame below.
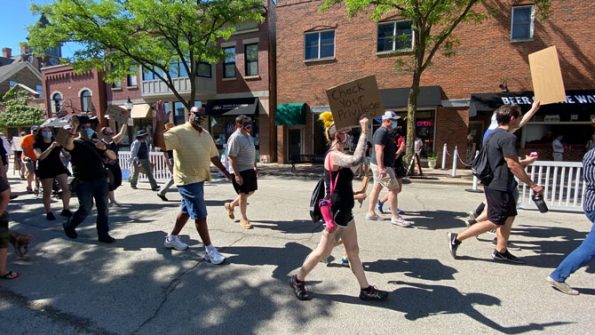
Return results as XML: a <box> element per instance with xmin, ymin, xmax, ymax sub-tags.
<box><xmin>224</xmin><ymin>115</ymin><xmax>258</xmax><ymax>229</ymax></box>
<box><xmin>367</xmin><ymin>111</ymin><xmax>411</xmax><ymax>227</ymax></box>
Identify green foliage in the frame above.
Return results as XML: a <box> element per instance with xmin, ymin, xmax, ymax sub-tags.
<box><xmin>0</xmin><ymin>87</ymin><xmax>44</xmax><ymax>128</ymax></box>
<box><xmin>28</xmin><ymin>0</ymin><xmax>265</xmax><ymax>109</ymax></box>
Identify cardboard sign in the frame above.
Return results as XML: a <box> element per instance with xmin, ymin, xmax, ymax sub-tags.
<box><xmin>529</xmin><ymin>46</ymin><xmax>566</xmax><ymax>105</ymax></box>
<box><xmin>54</xmin><ymin>128</ymin><xmax>70</xmax><ymax>146</ymax></box>
<box><xmin>106</xmin><ymin>105</ymin><xmax>130</xmax><ymax>126</ymax></box>
<box><xmin>326</xmin><ymin>76</ymin><xmax>385</xmax><ymax>130</ymax></box>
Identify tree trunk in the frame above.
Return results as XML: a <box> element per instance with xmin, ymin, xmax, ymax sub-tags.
<box><xmin>406</xmin><ymin>70</ymin><xmax>422</xmax><ymax>160</ymax></box>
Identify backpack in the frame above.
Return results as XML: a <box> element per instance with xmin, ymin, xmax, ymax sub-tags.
<box><xmin>472</xmin><ymin>134</ymin><xmax>494</xmax><ymax>185</ymax></box>
<box><xmin>309</xmin><ymin>178</ymin><xmax>325</xmax><ymax>222</ymax></box>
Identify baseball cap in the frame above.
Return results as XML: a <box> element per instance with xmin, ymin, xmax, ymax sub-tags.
<box><xmin>381</xmin><ymin>111</ymin><xmax>400</xmax><ymax>121</ymax></box>
<box><xmin>31</xmin><ymin>125</ymin><xmax>39</xmax><ymax>131</ymax></box>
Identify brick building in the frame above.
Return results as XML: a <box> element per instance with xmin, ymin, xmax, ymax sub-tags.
<box><xmin>274</xmin><ymin>0</ymin><xmax>595</xmax><ymax>164</ymax></box>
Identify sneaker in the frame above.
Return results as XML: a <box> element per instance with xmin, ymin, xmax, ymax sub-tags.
<box><xmin>98</xmin><ymin>235</ymin><xmax>116</xmax><ymax>243</ymax></box>
<box><xmin>205</xmin><ymin>246</ymin><xmax>225</xmax><ymax>265</ymax></box>
<box><xmin>157</xmin><ymin>193</ymin><xmax>168</xmax><ymax>202</ymax></box>
<box><xmin>224</xmin><ymin>202</ymin><xmax>235</xmax><ymax>220</ymax></box>
<box><xmin>26</xmin><ymin>187</ymin><xmax>34</xmax><ymax>194</ymax></box>
<box><xmin>376</xmin><ymin>200</ymin><xmax>384</xmax><ymax>214</ymax></box>
<box><xmin>152</xmin><ymin>186</ymin><xmax>161</xmax><ymax>191</ymax></box>
<box><xmin>366</xmin><ymin>213</ymin><xmax>380</xmax><ymax>221</ymax></box>
<box><xmin>391</xmin><ymin>216</ymin><xmax>412</xmax><ymax>227</ymax></box>
<box><xmin>397</xmin><ymin>208</ymin><xmax>406</xmax><ymax>215</ymax></box>
<box><xmin>340</xmin><ymin>257</ymin><xmax>349</xmax><ymax>267</ymax></box>
<box><xmin>62</xmin><ymin>222</ymin><xmax>77</xmax><ymax>239</ymax></box>
<box><xmin>359</xmin><ymin>286</ymin><xmax>389</xmax><ymax>301</ymax></box>
<box><xmin>239</xmin><ymin>218</ymin><xmax>253</xmax><ymax>229</ymax></box>
<box><xmin>163</xmin><ymin>235</ymin><xmax>189</xmax><ymax>251</ymax></box>
<box><xmin>546</xmin><ymin>276</ymin><xmax>579</xmax><ymax>295</ymax></box>
<box><xmin>60</xmin><ymin>209</ymin><xmax>72</xmax><ymax>217</ymax></box>
<box><xmin>46</xmin><ymin>211</ymin><xmax>56</xmax><ymax>221</ymax></box>
<box><xmin>491</xmin><ymin>250</ymin><xmax>526</xmax><ymax>264</ymax></box>
<box><xmin>290</xmin><ymin>275</ymin><xmax>312</xmax><ymax>300</ymax></box>
<box><xmin>467</xmin><ymin>212</ymin><xmax>477</xmax><ymax>222</ymax></box>
<box><xmin>465</xmin><ymin>219</ymin><xmax>476</xmax><ymax>227</ymax></box>
<box><xmin>447</xmin><ymin>232</ymin><xmax>460</xmax><ymax>259</ymax></box>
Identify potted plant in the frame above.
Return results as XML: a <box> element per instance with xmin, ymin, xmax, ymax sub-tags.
<box><xmin>427</xmin><ymin>151</ymin><xmax>438</xmax><ymax>169</ymax></box>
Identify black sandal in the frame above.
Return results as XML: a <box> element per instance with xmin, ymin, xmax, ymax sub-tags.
<box><xmin>0</xmin><ymin>271</ymin><xmax>20</xmax><ymax>280</ymax></box>
<box><xmin>290</xmin><ymin>275</ymin><xmax>312</xmax><ymax>300</ymax></box>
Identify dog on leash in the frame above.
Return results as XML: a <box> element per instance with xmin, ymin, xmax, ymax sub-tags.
<box><xmin>9</xmin><ymin>232</ymin><xmax>31</xmax><ymax>258</ymax></box>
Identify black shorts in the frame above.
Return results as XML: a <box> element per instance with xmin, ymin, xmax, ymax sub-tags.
<box><xmin>232</xmin><ymin>169</ymin><xmax>258</xmax><ymax>194</ymax></box>
<box><xmin>485</xmin><ymin>188</ymin><xmax>518</xmax><ymax>225</ymax></box>
<box><xmin>333</xmin><ymin>208</ymin><xmax>354</xmax><ymax>227</ymax></box>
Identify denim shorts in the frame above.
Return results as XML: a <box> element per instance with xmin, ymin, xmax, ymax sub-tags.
<box><xmin>178</xmin><ymin>182</ymin><xmax>207</xmax><ymax>220</ymax></box>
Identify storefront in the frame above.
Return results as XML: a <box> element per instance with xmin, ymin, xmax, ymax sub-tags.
<box><xmin>205</xmin><ymin>97</ymin><xmax>260</xmax><ymax>156</ymax></box>
<box><xmin>275</xmin><ymin>103</ymin><xmax>310</xmax><ymax>162</ymax></box>
<box><xmin>469</xmin><ymin>90</ymin><xmax>595</xmax><ymax>161</ymax></box>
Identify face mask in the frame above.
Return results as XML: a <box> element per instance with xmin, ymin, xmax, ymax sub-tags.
<box><xmin>190</xmin><ymin>113</ymin><xmax>204</xmax><ymax>127</ymax></box>
<box><xmin>85</xmin><ymin>128</ymin><xmax>95</xmax><ymax>138</ymax></box>
<box><xmin>42</xmin><ymin>131</ymin><xmax>52</xmax><ymax>138</ymax></box>
<box><xmin>391</xmin><ymin>121</ymin><xmax>398</xmax><ymax>129</ymax></box>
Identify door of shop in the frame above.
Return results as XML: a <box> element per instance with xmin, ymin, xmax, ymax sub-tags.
<box><xmin>288</xmin><ymin>128</ymin><xmax>302</xmax><ymax>162</ymax></box>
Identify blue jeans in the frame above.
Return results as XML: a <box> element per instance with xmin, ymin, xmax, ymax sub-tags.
<box><xmin>67</xmin><ymin>178</ymin><xmax>110</xmax><ymax>237</ymax></box>
<box><xmin>550</xmin><ymin>211</ymin><xmax>595</xmax><ymax>282</ymax></box>
<box><xmin>178</xmin><ymin>182</ymin><xmax>207</xmax><ymax>220</ymax></box>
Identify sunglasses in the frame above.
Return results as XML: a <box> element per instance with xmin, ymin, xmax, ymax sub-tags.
<box><xmin>243</xmin><ymin>123</ymin><xmax>252</xmax><ymax>128</ymax></box>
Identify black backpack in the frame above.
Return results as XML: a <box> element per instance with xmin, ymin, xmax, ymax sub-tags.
<box><xmin>472</xmin><ymin>134</ymin><xmax>494</xmax><ymax>185</ymax></box>
<box><xmin>309</xmin><ymin>178</ymin><xmax>325</xmax><ymax>222</ymax></box>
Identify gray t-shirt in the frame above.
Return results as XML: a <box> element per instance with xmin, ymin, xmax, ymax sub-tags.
<box><xmin>370</xmin><ymin>127</ymin><xmax>396</xmax><ymax>167</ymax></box>
<box><xmin>227</xmin><ymin>130</ymin><xmax>256</xmax><ymax>173</ymax></box>
<box><xmin>486</xmin><ymin>128</ymin><xmax>518</xmax><ymax>192</ymax></box>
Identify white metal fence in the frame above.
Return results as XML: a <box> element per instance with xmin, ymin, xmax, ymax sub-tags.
<box><xmin>118</xmin><ymin>151</ymin><xmax>172</xmax><ymax>183</ymax></box>
<box><xmin>518</xmin><ymin>160</ymin><xmax>585</xmax><ymax>213</ymax></box>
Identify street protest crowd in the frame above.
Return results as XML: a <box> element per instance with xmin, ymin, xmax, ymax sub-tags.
<box><xmin>0</xmin><ymin>104</ymin><xmax>593</xmax><ymax>303</ymax></box>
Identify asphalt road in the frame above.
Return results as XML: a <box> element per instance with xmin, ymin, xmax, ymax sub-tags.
<box><xmin>1</xmin><ymin>175</ymin><xmax>593</xmax><ymax>335</ymax></box>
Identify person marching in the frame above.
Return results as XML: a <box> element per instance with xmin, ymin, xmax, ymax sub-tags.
<box><xmin>20</xmin><ymin>126</ymin><xmax>40</xmax><ymax>193</ymax></box>
<box><xmin>157</xmin><ymin>123</ymin><xmax>175</xmax><ymax>201</ymax></box>
<box><xmin>33</xmin><ymin>126</ymin><xmax>71</xmax><ymax>220</ymax></box>
<box><xmin>290</xmin><ymin>112</ymin><xmax>388</xmax><ymax>301</ymax></box>
<box><xmin>99</xmin><ymin>122</ymin><xmax>128</xmax><ymax>206</ymax></box>
<box><xmin>224</xmin><ymin>115</ymin><xmax>258</xmax><ymax>229</ymax></box>
<box><xmin>129</xmin><ymin>130</ymin><xmax>159</xmax><ymax>191</ymax></box>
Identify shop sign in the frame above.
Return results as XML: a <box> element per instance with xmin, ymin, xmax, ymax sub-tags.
<box><xmin>416</xmin><ymin>120</ymin><xmax>432</xmax><ymax>127</ymax></box>
<box><xmin>326</xmin><ymin>75</ymin><xmax>385</xmax><ymax>130</ymax></box>
<box><xmin>500</xmin><ymin>94</ymin><xmax>595</xmax><ymax>106</ymax></box>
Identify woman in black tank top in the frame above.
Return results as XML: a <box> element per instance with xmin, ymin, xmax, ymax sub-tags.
<box><xmin>291</xmin><ymin>112</ymin><xmax>388</xmax><ymax>302</ymax></box>
<box><xmin>99</xmin><ymin>123</ymin><xmax>128</xmax><ymax>206</ymax></box>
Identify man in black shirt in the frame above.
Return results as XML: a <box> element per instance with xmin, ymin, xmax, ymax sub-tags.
<box><xmin>63</xmin><ymin>116</ymin><xmax>117</xmax><ymax>243</ymax></box>
<box><xmin>448</xmin><ymin>105</ymin><xmax>543</xmax><ymax>263</ymax></box>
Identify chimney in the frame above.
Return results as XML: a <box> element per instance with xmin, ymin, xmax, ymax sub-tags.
<box><xmin>2</xmin><ymin>48</ymin><xmax>11</xmax><ymax>58</ymax></box>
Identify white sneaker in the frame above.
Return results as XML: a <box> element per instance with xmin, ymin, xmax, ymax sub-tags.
<box><xmin>164</xmin><ymin>235</ymin><xmax>188</xmax><ymax>251</ymax></box>
<box><xmin>205</xmin><ymin>246</ymin><xmax>225</xmax><ymax>265</ymax></box>
<box><xmin>391</xmin><ymin>216</ymin><xmax>412</xmax><ymax>227</ymax></box>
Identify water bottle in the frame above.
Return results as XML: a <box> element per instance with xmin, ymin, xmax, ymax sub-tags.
<box><xmin>532</xmin><ymin>193</ymin><xmax>548</xmax><ymax>213</ymax></box>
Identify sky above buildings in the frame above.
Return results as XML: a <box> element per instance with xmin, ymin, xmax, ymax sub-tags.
<box><xmin>1</xmin><ymin>0</ymin><xmax>78</xmax><ymax>58</ymax></box>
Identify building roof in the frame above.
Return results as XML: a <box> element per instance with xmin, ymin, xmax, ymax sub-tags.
<box><xmin>0</xmin><ymin>58</ymin><xmax>42</xmax><ymax>84</ymax></box>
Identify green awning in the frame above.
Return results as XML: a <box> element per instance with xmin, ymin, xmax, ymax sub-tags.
<box><xmin>275</xmin><ymin>103</ymin><xmax>309</xmax><ymax>126</ymax></box>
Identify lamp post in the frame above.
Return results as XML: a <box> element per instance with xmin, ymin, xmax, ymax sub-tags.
<box><xmin>125</xmin><ymin>97</ymin><xmax>134</xmax><ymax>144</ymax></box>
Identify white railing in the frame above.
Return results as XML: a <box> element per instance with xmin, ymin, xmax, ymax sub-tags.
<box><xmin>118</xmin><ymin>151</ymin><xmax>172</xmax><ymax>183</ymax></box>
<box><xmin>518</xmin><ymin>160</ymin><xmax>585</xmax><ymax>213</ymax></box>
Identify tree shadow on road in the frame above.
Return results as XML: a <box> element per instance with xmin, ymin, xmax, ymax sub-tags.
<box><xmin>251</xmin><ymin>219</ymin><xmax>324</xmax><ymax>234</ymax></box>
<box><xmin>405</xmin><ymin>210</ymin><xmax>468</xmax><ymax>230</ymax></box>
<box><xmin>362</xmin><ymin>258</ymin><xmax>458</xmax><ymax>281</ymax></box>
<box><xmin>318</xmin><ymin>281</ymin><xmax>570</xmax><ymax>334</ymax></box>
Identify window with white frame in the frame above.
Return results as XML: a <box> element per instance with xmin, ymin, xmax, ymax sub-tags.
<box><xmin>377</xmin><ymin>21</ymin><xmax>413</xmax><ymax>52</ymax></box>
<box><xmin>511</xmin><ymin>5</ymin><xmax>535</xmax><ymax>41</ymax></box>
<box><xmin>245</xmin><ymin>43</ymin><xmax>258</xmax><ymax>76</ymax></box>
<box><xmin>223</xmin><ymin>47</ymin><xmax>236</xmax><ymax>78</ymax></box>
<box><xmin>51</xmin><ymin>93</ymin><xmax>62</xmax><ymax>114</ymax></box>
<box><xmin>112</xmin><ymin>81</ymin><xmax>122</xmax><ymax>89</ymax></box>
<box><xmin>80</xmin><ymin>90</ymin><xmax>92</xmax><ymax>113</ymax></box>
<box><xmin>304</xmin><ymin>30</ymin><xmax>335</xmax><ymax>61</ymax></box>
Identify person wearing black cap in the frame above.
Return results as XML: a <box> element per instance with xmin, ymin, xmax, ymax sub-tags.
<box><xmin>62</xmin><ymin>115</ymin><xmax>118</xmax><ymax>243</ymax></box>
<box><xmin>129</xmin><ymin>130</ymin><xmax>159</xmax><ymax>191</ymax></box>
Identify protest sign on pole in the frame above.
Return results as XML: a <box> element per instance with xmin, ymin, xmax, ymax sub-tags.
<box><xmin>326</xmin><ymin>76</ymin><xmax>385</xmax><ymax>130</ymax></box>
<box><xmin>529</xmin><ymin>46</ymin><xmax>566</xmax><ymax>105</ymax></box>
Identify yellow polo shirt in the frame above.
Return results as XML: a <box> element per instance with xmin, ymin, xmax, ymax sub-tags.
<box><xmin>163</xmin><ymin>122</ymin><xmax>219</xmax><ymax>186</ymax></box>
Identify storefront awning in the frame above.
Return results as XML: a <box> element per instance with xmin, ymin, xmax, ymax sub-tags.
<box><xmin>130</xmin><ymin>104</ymin><xmax>152</xmax><ymax>119</ymax></box>
<box><xmin>275</xmin><ymin>103</ymin><xmax>309</xmax><ymax>126</ymax></box>
<box><xmin>381</xmin><ymin>86</ymin><xmax>442</xmax><ymax>109</ymax></box>
<box><xmin>205</xmin><ymin>97</ymin><xmax>259</xmax><ymax>116</ymax></box>
<box><xmin>469</xmin><ymin>90</ymin><xmax>595</xmax><ymax>117</ymax></box>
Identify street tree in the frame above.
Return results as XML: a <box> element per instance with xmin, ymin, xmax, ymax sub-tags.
<box><xmin>0</xmin><ymin>86</ymin><xmax>44</xmax><ymax>129</ymax></box>
<box><xmin>321</xmin><ymin>0</ymin><xmax>550</xmax><ymax>158</ymax></box>
<box><xmin>28</xmin><ymin>0</ymin><xmax>265</xmax><ymax>111</ymax></box>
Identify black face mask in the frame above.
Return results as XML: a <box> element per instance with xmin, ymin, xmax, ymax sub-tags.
<box><xmin>190</xmin><ymin>113</ymin><xmax>205</xmax><ymax>127</ymax></box>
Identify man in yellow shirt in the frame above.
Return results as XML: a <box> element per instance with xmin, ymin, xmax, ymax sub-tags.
<box><xmin>163</xmin><ymin>106</ymin><xmax>232</xmax><ymax>264</ymax></box>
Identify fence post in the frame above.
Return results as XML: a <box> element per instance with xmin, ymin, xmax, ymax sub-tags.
<box><xmin>465</xmin><ymin>150</ymin><xmax>483</xmax><ymax>193</ymax></box>
<box><xmin>441</xmin><ymin>143</ymin><xmax>448</xmax><ymax>170</ymax></box>
<box><xmin>451</xmin><ymin>145</ymin><xmax>458</xmax><ymax>177</ymax></box>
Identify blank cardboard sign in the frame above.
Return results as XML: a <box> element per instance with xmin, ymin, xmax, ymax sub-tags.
<box><xmin>529</xmin><ymin>46</ymin><xmax>566</xmax><ymax>105</ymax></box>
<box><xmin>326</xmin><ymin>76</ymin><xmax>385</xmax><ymax>130</ymax></box>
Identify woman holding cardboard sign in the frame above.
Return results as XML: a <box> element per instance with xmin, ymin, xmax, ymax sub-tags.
<box><xmin>290</xmin><ymin>112</ymin><xmax>388</xmax><ymax>302</ymax></box>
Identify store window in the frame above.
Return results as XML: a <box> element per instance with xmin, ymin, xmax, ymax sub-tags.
<box><xmin>377</xmin><ymin>21</ymin><xmax>413</xmax><ymax>52</ymax></box>
<box><xmin>223</xmin><ymin>47</ymin><xmax>236</xmax><ymax>78</ymax></box>
<box><xmin>80</xmin><ymin>89</ymin><xmax>92</xmax><ymax>113</ymax></box>
<box><xmin>511</xmin><ymin>5</ymin><xmax>535</xmax><ymax>41</ymax></box>
<box><xmin>304</xmin><ymin>30</ymin><xmax>335</xmax><ymax>61</ymax></box>
<box><xmin>245</xmin><ymin>43</ymin><xmax>258</xmax><ymax>76</ymax></box>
